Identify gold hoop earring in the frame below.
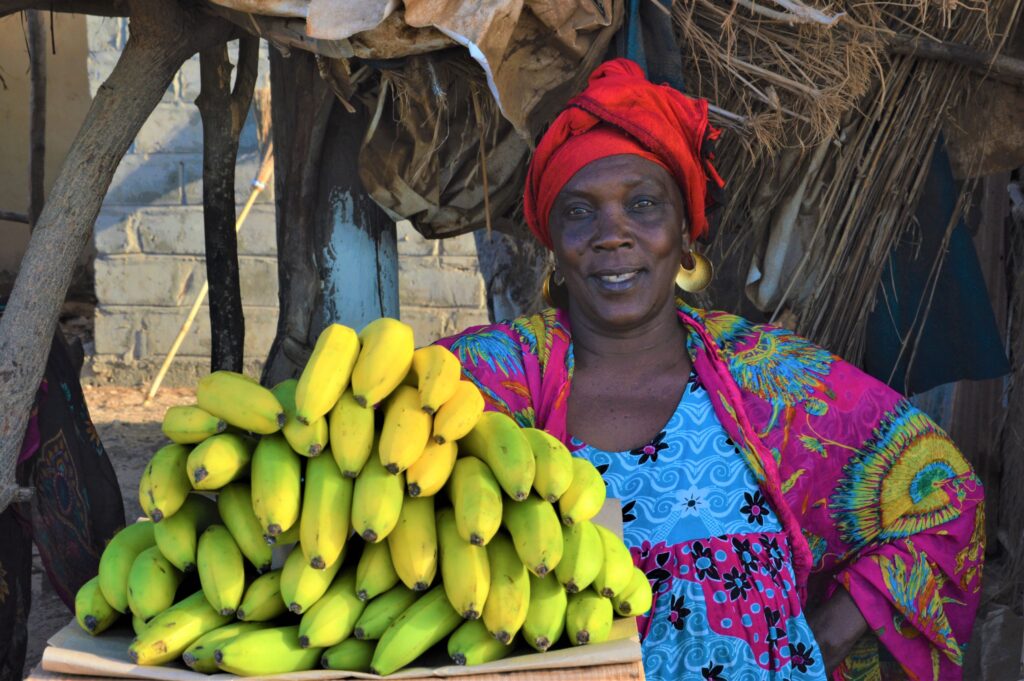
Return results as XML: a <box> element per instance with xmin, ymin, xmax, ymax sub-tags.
<box><xmin>675</xmin><ymin>251</ymin><xmax>714</xmax><ymax>293</ymax></box>
<box><xmin>542</xmin><ymin>270</ymin><xmax>564</xmax><ymax>307</ymax></box>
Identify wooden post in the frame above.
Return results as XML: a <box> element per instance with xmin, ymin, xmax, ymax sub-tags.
<box><xmin>26</xmin><ymin>8</ymin><xmax>47</xmax><ymax>228</ymax></box>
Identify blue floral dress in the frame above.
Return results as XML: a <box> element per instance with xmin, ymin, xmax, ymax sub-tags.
<box><xmin>571</xmin><ymin>371</ymin><xmax>827</xmax><ymax>681</ymax></box>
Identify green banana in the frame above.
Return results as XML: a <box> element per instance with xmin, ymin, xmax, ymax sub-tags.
<box><xmin>161</xmin><ymin>405</ymin><xmax>226</xmax><ymax>445</ymax></box>
<box><xmin>566</xmin><ymin>589</ymin><xmax>613</xmax><ymax>645</ymax></box>
<box><xmin>328</xmin><ymin>389</ymin><xmax>375</xmax><ymax>477</ymax></box>
<box><xmin>126</xmin><ymin>545</ymin><xmax>183</xmax><ymax>621</ymax></box>
<box><xmin>138</xmin><ymin>443</ymin><xmax>191</xmax><ymax>522</ymax></box>
<box><xmin>502</xmin><ymin>494</ymin><xmax>564</xmax><ymax>577</ymax></box>
<box><xmin>132</xmin><ymin>614</ymin><xmax>148</xmax><ymax>636</ymax></box>
<box><xmin>458</xmin><ymin>411</ymin><xmax>536</xmax><ymax>500</ymax></box>
<box><xmin>128</xmin><ymin>590</ymin><xmax>232</xmax><ymax>665</ymax></box>
<box><xmin>612</xmin><ymin>566</ymin><xmax>654</xmax><ymax>616</ymax></box>
<box><xmin>154</xmin><ymin>493</ymin><xmax>218</xmax><ymax>573</ymax></box>
<box><xmin>183</xmin><ymin>621</ymin><xmax>269</xmax><ymax>673</ymax></box>
<box><xmin>98</xmin><ymin>521</ymin><xmax>156</xmax><ymax>613</ymax></box>
<box><xmin>370</xmin><ymin>585</ymin><xmax>461</xmax><ymax>676</ymax></box>
<box><xmin>197</xmin><ymin>524</ymin><xmax>246</xmax><ymax>616</ymax></box>
<box><xmin>448</xmin><ymin>619</ymin><xmax>514</xmax><ymax>666</ymax></box>
<box><xmin>481</xmin><ymin>533</ymin><xmax>530</xmax><ymax>644</ymax></box>
<box><xmin>214</xmin><ymin>625</ymin><xmax>322</xmax><ymax>675</ymax></box>
<box><xmin>321</xmin><ymin>638</ymin><xmax>374</xmax><ymax>672</ymax></box>
<box><xmin>186</xmin><ymin>433</ymin><xmax>253</xmax><ymax>490</ymax></box>
<box><xmin>297</xmin><ymin>569</ymin><xmax>365</xmax><ymax>648</ymax></box>
<box><xmin>522</xmin><ymin>428</ymin><xmax>573</xmax><ymax>503</ymax></box>
<box><xmin>406</xmin><ymin>439</ymin><xmax>457</xmax><ymax>497</ymax></box>
<box><xmin>559</xmin><ymin>457</ymin><xmax>607</xmax><ymax>526</ymax></box>
<box><xmin>272</xmin><ymin>378</ymin><xmax>329</xmax><ymax>457</ymax></box>
<box><xmin>378</xmin><ymin>385</ymin><xmax>432</xmax><ymax>474</ymax></box>
<box><xmin>236</xmin><ymin>569</ymin><xmax>288</xmax><ymax>622</ymax></box>
<box><xmin>272</xmin><ymin>521</ymin><xmax>300</xmax><ymax>545</ymax></box>
<box><xmin>436</xmin><ymin>507</ymin><xmax>489</xmax><ymax>620</ymax></box>
<box><xmin>300</xmin><ymin>450</ymin><xmax>352</xmax><ymax>569</ymax></box>
<box><xmin>355</xmin><ymin>540</ymin><xmax>399</xmax><ymax>601</ymax></box>
<box><xmin>294</xmin><ymin>322</ymin><xmax>360</xmax><ymax>425</ymax></box>
<box><xmin>216</xmin><ymin>483</ymin><xmax>272</xmax><ymax>572</ymax></box>
<box><xmin>554</xmin><ymin>520</ymin><xmax>603</xmax><ymax>593</ymax></box>
<box><xmin>350</xmin><ymin>450</ymin><xmax>404</xmax><ymax>543</ymax></box>
<box><xmin>74</xmin><ymin>576</ymin><xmax>119</xmax><ymax>636</ymax></box>
<box><xmin>593</xmin><ymin>524</ymin><xmax>635</xmax><ymax>598</ymax></box>
<box><xmin>280</xmin><ymin>544</ymin><xmax>342</xmax><ymax>614</ymax></box>
<box><xmin>353</xmin><ymin>585</ymin><xmax>419</xmax><ymax>640</ymax></box>
<box><xmin>251</xmin><ymin>434</ymin><xmax>302</xmax><ymax>539</ymax></box>
<box><xmin>196</xmin><ymin>370</ymin><xmax>285</xmax><ymax>435</ymax></box>
<box><xmin>387</xmin><ymin>495</ymin><xmax>437</xmax><ymax>591</ymax></box>
<box><xmin>448</xmin><ymin>456</ymin><xmax>502</xmax><ymax>546</ymax></box>
<box><xmin>523</xmin><ymin>572</ymin><xmax>567</xmax><ymax>652</ymax></box>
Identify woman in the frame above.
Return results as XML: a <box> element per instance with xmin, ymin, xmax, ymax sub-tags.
<box><xmin>438</xmin><ymin>59</ymin><xmax>984</xmax><ymax>680</ymax></box>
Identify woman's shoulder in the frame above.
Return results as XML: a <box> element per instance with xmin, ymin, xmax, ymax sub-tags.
<box><xmin>436</xmin><ymin>307</ymin><xmax>569</xmax><ymax>369</ymax></box>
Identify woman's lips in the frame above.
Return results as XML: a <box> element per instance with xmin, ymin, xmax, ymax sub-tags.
<box><xmin>591</xmin><ymin>269</ymin><xmax>643</xmax><ymax>291</ymax></box>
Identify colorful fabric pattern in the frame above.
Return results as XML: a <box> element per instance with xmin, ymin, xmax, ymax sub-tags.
<box><xmin>436</xmin><ymin>302</ymin><xmax>985</xmax><ymax>680</ymax></box>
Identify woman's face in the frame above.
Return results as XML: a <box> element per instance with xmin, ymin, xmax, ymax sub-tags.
<box><xmin>548</xmin><ymin>154</ymin><xmax>688</xmax><ymax>332</ymax></box>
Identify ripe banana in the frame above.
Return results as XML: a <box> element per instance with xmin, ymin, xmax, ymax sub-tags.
<box><xmin>297</xmin><ymin>569</ymin><xmax>365</xmax><ymax>648</ymax></box>
<box><xmin>408</xmin><ymin>345</ymin><xmax>461</xmax><ymax>415</ymax></box>
<box><xmin>216</xmin><ymin>483</ymin><xmax>272</xmax><ymax>572</ymax></box>
<box><xmin>448</xmin><ymin>457</ymin><xmax>502</xmax><ymax>546</ymax></box>
<box><xmin>351</xmin><ymin>450</ymin><xmax>404</xmax><ymax>543</ymax></box>
<box><xmin>328</xmin><ymin>389</ymin><xmax>375</xmax><ymax>477</ymax></box>
<box><xmin>502</xmin><ymin>494</ymin><xmax>564</xmax><ymax>577</ymax></box>
<box><xmin>370</xmin><ymin>585</ymin><xmax>462</xmax><ymax>676</ymax></box>
<box><xmin>197</xmin><ymin>524</ymin><xmax>246</xmax><ymax>616</ymax></box>
<box><xmin>186</xmin><ymin>433</ymin><xmax>253</xmax><ymax>490</ymax></box>
<box><xmin>565</xmin><ymin>589</ymin><xmax>613</xmax><ymax>645</ymax></box>
<box><xmin>128</xmin><ymin>590</ymin><xmax>232</xmax><ymax>666</ymax></box>
<box><xmin>387</xmin><ymin>495</ymin><xmax>437</xmax><ymax>591</ymax></box>
<box><xmin>280</xmin><ymin>544</ymin><xmax>343</xmax><ymax>614</ymax></box>
<box><xmin>197</xmin><ymin>370</ymin><xmax>285</xmax><ymax>434</ymax></box>
<box><xmin>127</xmin><ymin>545</ymin><xmax>183</xmax><ymax>621</ymax></box>
<box><xmin>448</xmin><ymin>619</ymin><xmax>514</xmax><ymax>666</ymax></box>
<box><xmin>350</xmin><ymin>318</ymin><xmax>415</xmax><ymax>408</ymax></box>
<box><xmin>183</xmin><ymin>622</ymin><xmax>269</xmax><ymax>674</ymax></box>
<box><xmin>432</xmin><ymin>380</ymin><xmax>484</xmax><ymax>445</ymax></box>
<box><xmin>300</xmin><ymin>451</ymin><xmax>352</xmax><ymax>569</ymax></box>
<box><xmin>523</xmin><ymin>428</ymin><xmax>573</xmax><ymax>503</ymax></box>
<box><xmin>98</xmin><ymin>520</ymin><xmax>156</xmax><ymax>613</ymax></box>
<box><xmin>612</xmin><ymin>566</ymin><xmax>654</xmax><ymax>617</ymax></box>
<box><xmin>554</xmin><ymin>520</ymin><xmax>603</xmax><ymax>594</ymax></box>
<box><xmin>378</xmin><ymin>385</ymin><xmax>432</xmax><ymax>474</ymax></box>
<box><xmin>75</xmin><ymin>576</ymin><xmax>119</xmax><ymax>636</ymax></box>
<box><xmin>436</xmin><ymin>508</ymin><xmax>489</xmax><ymax>620</ymax></box>
<box><xmin>294</xmin><ymin>323</ymin><xmax>360</xmax><ymax>424</ymax></box>
<box><xmin>321</xmin><ymin>638</ymin><xmax>374</xmax><ymax>672</ymax></box>
<box><xmin>353</xmin><ymin>585</ymin><xmax>419</xmax><ymax>640</ymax></box>
<box><xmin>405</xmin><ymin>439</ymin><xmax>456</xmax><ymax>497</ymax></box>
<box><xmin>593</xmin><ymin>524</ymin><xmax>635</xmax><ymax>598</ymax></box>
<box><xmin>272</xmin><ymin>378</ymin><xmax>329</xmax><ymax>457</ymax></box>
<box><xmin>522</xmin><ymin>572</ymin><xmax>567</xmax><ymax>652</ymax></box>
<box><xmin>251</xmin><ymin>434</ymin><xmax>302</xmax><ymax>538</ymax></box>
<box><xmin>355</xmin><ymin>540</ymin><xmax>399</xmax><ymax>601</ymax></box>
<box><xmin>236</xmin><ymin>569</ymin><xmax>288</xmax><ymax>622</ymax></box>
<box><xmin>458</xmin><ymin>411</ymin><xmax>535</xmax><ymax>500</ymax></box>
<box><xmin>161</xmin><ymin>405</ymin><xmax>226</xmax><ymax>445</ymax></box>
<box><xmin>153</xmin><ymin>493</ymin><xmax>218</xmax><ymax>573</ymax></box>
<box><xmin>138</xmin><ymin>443</ymin><xmax>191</xmax><ymax>523</ymax></box>
<box><xmin>559</xmin><ymin>457</ymin><xmax>607</xmax><ymax>526</ymax></box>
<box><xmin>481</xmin><ymin>533</ymin><xmax>530</xmax><ymax>644</ymax></box>
<box><xmin>214</xmin><ymin>625</ymin><xmax>322</xmax><ymax>676</ymax></box>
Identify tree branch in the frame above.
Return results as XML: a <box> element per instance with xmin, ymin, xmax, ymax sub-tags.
<box><xmin>27</xmin><ymin>8</ymin><xmax>46</xmax><ymax>228</ymax></box>
<box><xmin>889</xmin><ymin>35</ymin><xmax>1024</xmax><ymax>86</ymax></box>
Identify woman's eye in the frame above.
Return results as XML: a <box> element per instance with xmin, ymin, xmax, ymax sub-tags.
<box><xmin>633</xmin><ymin>198</ymin><xmax>656</xmax><ymax>209</ymax></box>
<box><xmin>566</xmin><ymin>206</ymin><xmax>590</xmax><ymax>217</ymax></box>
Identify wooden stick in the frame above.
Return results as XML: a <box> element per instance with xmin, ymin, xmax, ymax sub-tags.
<box><xmin>889</xmin><ymin>35</ymin><xmax>1024</xmax><ymax>86</ymax></box>
<box><xmin>0</xmin><ymin>210</ymin><xmax>29</xmax><ymax>224</ymax></box>
<box><xmin>27</xmin><ymin>8</ymin><xmax>47</xmax><ymax>228</ymax></box>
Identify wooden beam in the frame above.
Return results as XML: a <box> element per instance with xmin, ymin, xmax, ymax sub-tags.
<box><xmin>889</xmin><ymin>36</ymin><xmax>1024</xmax><ymax>86</ymax></box>
<box><xmin>27</xmin><ymin>8</ymin><xmax>46</xmax><ymax>228</ymax></box>
<box><xmin>0</xmin><ymin>0</ymin><xmax>128</xmax><ymax>18</ymax></box>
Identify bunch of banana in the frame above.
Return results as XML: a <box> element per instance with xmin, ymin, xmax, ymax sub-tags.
<box><xmin>97</xmin><ymin>521</ymin><xmax>156</xmax><ymax>613</ymax></box>
<box><xmin>351</xmin><ymin>317</ymin><xmax>415</xmax><ymax>408</ymax></box>
<box><xmin>197</xmin><ymin>370</ymin><xmax>285</xmax><ymax>435</ymax></box>
<box><xmin>214</xmin><ymin>625</ymin><xmax>323</xmax><ymax>676</ymax></box>
<box><xmin>294</xmin><ymin>322</ymin><xmax>360</xmax><ymax>425</ymax></box>
<box><xmin>186</xmin><ymin>433</ymin><xmax>252</xmax><ymax>490</ymax></box>
<box><xmin>138</xmin><ymin>443</ymin><xmax>191</xmax><ymax>522</ymax></box>
<box><xmin>196</xmin><ymin>524</ymin><xmax>246</xmax><ymax>616</ymax></box>
<box><xmin>161</xmin><ymin>405</ymin><xmax>225</xmax><ymax>445</ymax></box>
<box><xmin>250</xmin><ymin>434</ymin><xmax>302</xmax><ymax>539</ymax></box>
<box><xmin>272</xmin><ymin>379</ymin><xmax>329</xmax><ymax>457</ymax></box>
<box><xmin>299</xmin><ymin>451</ymin><xmax>351</xmax><ymax>569</ymax></box>
<box><xmin>126</xmin><ymin>546</ymin><xmax>182</xmax><ymax>621</ymax></box>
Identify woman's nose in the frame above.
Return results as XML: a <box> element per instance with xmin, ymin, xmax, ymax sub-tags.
<box><xmin>591</xmin><ymin>206</ymin><xmax>633</xmax><ymax>250</ymax></box>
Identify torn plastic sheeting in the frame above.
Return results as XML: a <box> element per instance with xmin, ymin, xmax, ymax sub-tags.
<box><xmin>207</xmin><ymin>0</ymin><xmax>310</xmax><ymax>17</ymax></box>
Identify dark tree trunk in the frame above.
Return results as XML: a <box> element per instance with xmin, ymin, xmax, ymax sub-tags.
<box><xmin>27</xmin><ymin>9</ymin><xmax>46</xmax><ymax>228</ymax></box>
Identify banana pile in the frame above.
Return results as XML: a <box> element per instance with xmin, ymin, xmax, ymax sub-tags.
<box><xmin>75</xmin><ymin>318</ymin><xmax>652</xmax><ymax>677</ymax></box>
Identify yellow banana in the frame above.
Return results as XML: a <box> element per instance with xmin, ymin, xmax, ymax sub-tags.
<box><xmin>216</xmin><ymin>483</ymin><xmax>272</xmax><ymax>572</ymax></box>
<box><xmin>523</xmin><ymin>428</ymin><xmax>574</xmax><ymax>503</ymax></box>
<box><xmin>280</xmin><ymin>544</ymin><xmax>343</xmax><ymax>614</ymax></box>
<box><xmin>448</xmin><ymin>457</ymin><xmax>502</xmax><ymax>546</ymax></box>
<box><xmin>153</xmin><ymin>493</ymin><xmax>218</xmax><ymax>573</ymax></box>
<box><xmin>161</xmin><ymin>405</ymin><xmax>226</xmax><ymax>445</ymax></box>
<box><xmin>432</xmin><ymin>380</ymin><xmax>484</xmax><ymax>445</ymax></box>
<box><xmin>448</xmin><ymin>619</ymin><xmax>514</xmax><ymax>666</ymax></box>
<box><xmin>406</xmin><ymin>439</ymin><xmax>457</xmax><ymax>497</ymax></box>
<box><xmin>251</xmin><ymin>434</ymin><xmax>302</xmax><ymax>539</ymax></box>
<box><xmin>214</xmin><ymin>625</ymin><xmax>322</xmax><ymax>675</ymax></box>
<box><xmin>370</xmin><ymin>585</ymin><xmax>462</xmax><ymax>676</ymax></box>
<box><xmin>481</xmin><ymin>533</ymin><xmax>530</xmax><ymax>644</ymax></box>
<box><xmin>459</xmin><ymin>411</ymin><xmax>535</xmax><ymax>500</ymax></box>
<box><xmin>98</xmin><ymin>520</ymin><xmax>156</xmax><ymax>613</ymax></box>
<box><xmin>294</xmin><ymin>323</ymin><xmax>360</xmax><ymax>424</ymax></box>
<box><xmin>328</xmin><ymin>389</ymin><xmax>375</xmax><ymax>477</ymax></box>
<box><xmin>523</xmin><ymin>572</ymin><xmax>567</xmax><ymax>652</ymax></box>
<box><xmin>183</xmin><ymin>621</ymin><xmax>269</xmax><ymax>673</ymax></box>
<box><xmin>75</xmin><ymin>576</ymin><xmax>119</xmax><ymax>636</ymax></box>
<box><xmin>186</xmin><ymin>433</ymin><xmax>253</xmax><ymax>490</ymax></box>
<box><xmin>197</xmin><ymin>370</ymin><xmax>285</xmax><ymax>434</ymax></box>
<box><xmin>300</xmin><ymin>451</ymin><xmax>352</xmax><ymax>569</ymax></box>
<box><xmin>321</xmin><ymin>638</ymin><xmax>374</xmax><ymax>672</ymax></box>
<box><xmin>353</xmin><ymin>585</ymin><xmax>419</xmax><ymax>640</ymax></box>
<box><xmin>566</xmin><ymin>589</ymin><xmax>613</xmax><ymax>645</ymax></box>
<box><xmin>554</xmin><ymin>519</ymin><xmax>603</xmax><ymax>593</ymax></box>
<box><xmin>593</xmin><ymin>525</ymin><xmax>635</xmax><ymax>598</ymax></box>
<box><xmin>127</xmin><ymin>545</ymin><xmax>183</xmax><ymax>621</ymax></box>
<box><xmin>387</xmin><ymin>495</ymin><xmax>437</xmax><ymax>591</ymax></box>
<box><xmin>437</xmin><ymin>508</ymin><xmax>489</xmax><ymax>620</ymax></box>
<box><xmin>297</xmin><ymin>569</ymin><xmax>365</xmax><ymax>648</ymax></box>
<box><xmin>197</xmin><ymin>524</ymin><xmax>246</xmax><ymax>616</ymax></box>
<box><xmin>378</xmin><ymin>385</ymin><xmax>432</xmax><ymax>474</ymax></box>
<box><xmin>128</xmin><ymin>590</ymin><xmax>232</xmax><ymax>666</ymax></box>
<box><xmin>236</xmin><ymin>569</ymin><xmax>288</xmax><ymax>622</ymax></box>
<box><xmin>355</xmin><ymin>540</ymin><xmax>399</xmax><ymax>601</ymax></box>
<box><xmin>350</xmin><ymin>317</ymin><xmax>415</xmax><ymax>408</ymax></box>
<box><xmin>351</xmin><ymin>450</ymin><xmax>404</xmax><ymax>543</ymax></box>
<box><xmin>612</xmin><ymin>566</ymin><xmax>654</xmax><ymax>617</ymax></box>
<box><xmin>501</xmin><ymin>494</ymin><xmax>564</xmax><ymax>577</ymax></box>
<box><xmin>409</xmin><ymin>345</ymin><xmax>461</xmax><ymax>415</ymax></box>
<box><xmin>272</xmin><ymin>378</ymin><xmax>329</xmax><ymax>457</ymax></box>
<box><xmin>138</xmin><ymin>443</ymin><xmax>191</xmax><ymax>523</ymax></box>
<box><xmin>559</xmin><ymin>457</ymin><xmax>607</xmax><ymax>526</ymax></box>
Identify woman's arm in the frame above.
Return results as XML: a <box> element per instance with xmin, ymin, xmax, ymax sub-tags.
<box><xmin>807</xmin><ymin>587</ymin><xmax>869</xmax><ymax>674</ymax></box>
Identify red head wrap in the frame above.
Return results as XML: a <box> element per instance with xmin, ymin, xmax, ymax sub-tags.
<box><xmin>524</xmin><ymin>58</ymin><xmax>725</xmax><ymax>250</ymax></box>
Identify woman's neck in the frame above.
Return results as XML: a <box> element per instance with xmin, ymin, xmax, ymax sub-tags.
<box><xmin>567</xmin><ymin>300</ymin><xmax>688</xmax><ymax>373</ymax></box>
